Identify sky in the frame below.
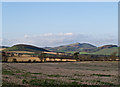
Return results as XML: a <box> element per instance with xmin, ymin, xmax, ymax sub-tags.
<box><xmin>2</xmin><ymin>2</ymin><xmax>118</xmax><ymax>47</ymax></box>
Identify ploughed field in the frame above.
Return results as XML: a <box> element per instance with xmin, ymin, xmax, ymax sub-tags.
<box><xmin>2</xmin><ymin>61</ymin><xmax>119</xmax><ymax>86</ymax></box>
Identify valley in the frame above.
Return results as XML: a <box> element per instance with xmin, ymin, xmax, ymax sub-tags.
<box><xmin>1</xmin><ymin>43</ymin><xmax>119</xmax><ymax>86</ymax></box>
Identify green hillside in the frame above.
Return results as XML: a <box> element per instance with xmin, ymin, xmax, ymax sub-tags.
<box><xmin>4</xmin><ymin>44</ymin><xmax>49</xmax><ymax>52</ymax></box>
<box><xmin>47</xmin><ymin>43</ymin><xmax>97</xmax><ymax>52</ymax></box>
<box><xmin>45</xmin><ymin>43</ymin><xmax>118</xmax><ymax>55</ymax></box>
<box><xmin>66</xmin><ymin>47</ymin><xmax>118</xmax><ymax>56</ymax></box>
<box><xmin>3</xmin><ymin>43</ymin><xmax>118</xmax><ymax>56</ymax></box>
<box><xmin>0</xmin><ymin>46</ymin><xmax>9</xmax><ymax>48</ymax></box>
<box><xmin>91</xmin><ymin>47</ymin><xmax>118</xmax><ymax>55</ymax></box>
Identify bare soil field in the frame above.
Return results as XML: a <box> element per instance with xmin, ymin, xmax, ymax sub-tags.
<box><xmin>2</xmin><ymin>61</ymin><xmax>119</xmax><ymax>86</ymax></box>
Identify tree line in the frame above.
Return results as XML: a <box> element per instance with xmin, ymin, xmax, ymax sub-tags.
<box><xmin>1</xmin><ymin>51</ymin><xmax>119</xmax><ymax>63</ymax></box>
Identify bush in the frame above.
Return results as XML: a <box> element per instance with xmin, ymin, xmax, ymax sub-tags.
<box><xmin>12</xmin><ymin>58</ymin><xmax>17</xmax><ymax>63</ymax></box>
<box><xmin>33</xmin><ymin>60</ymin><xmax>36</xmax><ymax>62</ymax></box>
<box><xmin>22</xmin><ymin>79</ymin><xmax>28</xmax><ymax>84</ymax></box>
<box><xmin>28</xmin><ymin>59</ymin><xmax>31</xmax><ymax>63</ymax></box>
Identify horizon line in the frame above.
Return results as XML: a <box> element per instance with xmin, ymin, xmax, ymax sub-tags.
<box><xmin>1</xmin><ymin>42</ymin><xmax>118</xmax><ymax>48</ymax></box>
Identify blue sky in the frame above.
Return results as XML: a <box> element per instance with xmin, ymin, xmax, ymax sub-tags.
<box><xmin>2</xmin><ymin>2</ymin><xmax>118</xmax><ymax>47</ymax></box>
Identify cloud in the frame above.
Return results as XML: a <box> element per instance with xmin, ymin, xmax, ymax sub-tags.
<box><xmin>64</xmin><ymin>32</ymin><xmax>73</xmax><ymax>36</ymax></box>
<box><xmin>21</xmin><ymin>33</ymin><xmax>84</xmax><ymax>47</ymax></box>
<box><xmin>2</xmin><ymin>33</ymin><xmax>118</xmax><ymax>47</ymax></box>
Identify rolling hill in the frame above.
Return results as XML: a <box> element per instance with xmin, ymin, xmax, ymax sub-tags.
<box><xmin>45</xmin><ymin>43</ymin><xmax>118</xmax><ymax>55</ymax></box>
<box><xmin>0</xmin><ymin>46</ymin><xmax>9</xmax><ymax>48</ymax></box>
<box><xmin>0</xmin><ymin>46</ymin><xmax>9</xmax><ymax>51</ymax></box>
<box><xmin>4</xmin><ymin>44</ymin><xmax>49</xmax><ymax>52</ymax></box>
<box><xmin>91</xmin><ymin>47</ymin><xmax>118</xmax><ymax>55</ymax></box>
<box><xmin>45</xmin><ymin>43</ymin><xmax>97</xmax><ymax>52</ymax></box>
<box><xmin>3</xmin><ymin>43</ymin><xmax>118</xmax><ymax>55</ymax></box>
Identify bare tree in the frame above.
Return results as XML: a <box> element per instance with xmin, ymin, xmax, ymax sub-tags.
<box><xmin>2</xmin><ymin>52</ymin><xmax>9</xmax><ymax>62</ymax></box>
<box><xmin>38</xmin><ymin>52</ymin><xmax>47</xmax><ymax>62</ymax></box>
<box><xmin>110</xmin><ymin>52</ymin><xmax>117</xmax><ymax>61</ymax></box>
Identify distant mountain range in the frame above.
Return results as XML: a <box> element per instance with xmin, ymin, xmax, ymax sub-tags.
<box><xmin>44</xmin><ymin>43</ymin><xmax>97</xmax><ymax>52</ymax></box>
<box><xmin>44</xmin><ymin>43</ymin><xmax>118</xmax><ymax>55</ymax></box>
<box><xmin>2</xmin><ymin>43</ymin><xmax>118</xmax><ymax>55</ymax></box>
<box><xmin>3</xmin><ymin>44</ymin><xmax>49</xmax><ymax>52</ymax></box>
<box><xmin>0</xmin><ymin>46</ymin><xmax>9</xmax><ymax>48</ymax></box>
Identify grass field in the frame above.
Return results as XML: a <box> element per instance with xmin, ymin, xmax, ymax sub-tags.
<box><xmin>67</xmin><ymin>47</ymin><xmax>118</xmax><ymax>55</ymax></box>
<box><xmin>92</xmin><ymin>47</ymin><xmax>118</xmax><ymax>55</ymax></box>
<box><xmin>2</xmin><ymin>61</ymin><xmax>119</xmax><ymax>86</ymax></box>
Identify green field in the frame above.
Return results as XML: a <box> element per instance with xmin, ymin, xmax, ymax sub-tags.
<box><xmin>67</xmin><ymin>47</ymin><xmax>118</xmax><ymax>56</ymax></box>
<box><xmin>92</xmin><ymin>47</ymin><xmax>118</xmax><ymax>55</ymax></box>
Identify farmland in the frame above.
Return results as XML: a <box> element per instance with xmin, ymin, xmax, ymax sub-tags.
<box><xmin>1</xmin><ymin>44</ymin><xmax>119</xmax><ymax>86</ymax></box>
<box><xmin>2</xmin><ymin>61</ymin><xmax>119</xmax><ymax>86</ymax></box>
<box><xmin>3</xmin><ymin>51</ymin><xmax>76</xmax><ymax>62</ymax></box>
<box><xmin>2</xmin><ymin>1</ymin><xmax>119</xmax><ymax>86</ymax></box>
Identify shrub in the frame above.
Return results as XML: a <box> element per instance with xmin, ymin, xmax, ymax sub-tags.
<box><xmin>12</xmin><ymin>58</ymin><xmax>17</xmax><ymax>63</ymax></box>
<box><xmin>28</xmin><ymin>59</ymin><xmax>31</xmax><ymax>63</ymax></box>
<box><xmin>33</xmin><ymin>60</ymin><xmax>36</xmax><ymax>62</ymax></box>
<box><xmin>22</xmin><ymin>79</ymin><xmax>28</xmax><ymax>84</ymax></box>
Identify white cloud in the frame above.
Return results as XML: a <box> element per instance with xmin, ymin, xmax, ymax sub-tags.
<box><xmin>2</xmin><ymin>33</ymin><xmax>118</xmax><ymax>47</ymax></box>
<box><xmin>64</xmin><ymin>32</ymin><xmax>73</xmax><ymax>36</ymax></box>
<box><xmin>24</xmin><ymin>34</ymin><xmax>30</xmax><ymax>38</ymax></box>
<box><xmin>43</xmin><ymin>33</ymin><xmax>53</xmax><ymax>36</ymax></box>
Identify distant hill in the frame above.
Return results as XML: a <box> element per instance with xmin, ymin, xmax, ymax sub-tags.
<box><xmin>0</xmin><ymin>46</ymin><xmax>9</xmax><ymax>48</ymax></box>
<box><xmin>46</xmin><ymin>43</ymin><xmax>97</xmax><ymax>52</ymax></box>
<box><xmin>80</xmin><ymin>45</ymin><xmax>118</xmax><ymax>53</ymax></box>
<box><xmin>4</xmin><ymin>44</ymin><xmax>49</xmax><ymax>52</ymax></box>
<box><xmin>0</xmin><ymin>46</ymin><xmax>9</xmax><ymax>51</ymax></box>
<box><xmin>3</xmin><ymin>43</ymin><xmax>118</xmax><ymax>55</ymax></box>
<box><xmin>45</xmin><ymin>43</ymin><xmax>118</xmax><ymax>55</ymax></box>
<box><xmin>91</xmin><ymin>47</ymin><xmax>118</xmax><ymax>55</ymax></box>
<box><xmin>98</xmin><ymin>45</ymin><xmax>118</xmax><ymax>49</ymax></box>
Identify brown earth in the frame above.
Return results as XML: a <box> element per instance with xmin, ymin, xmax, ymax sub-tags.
<box><xmin>2</xmin><ymin>61</ymin><xmax>119</xmax><ymax>86</ymax></box>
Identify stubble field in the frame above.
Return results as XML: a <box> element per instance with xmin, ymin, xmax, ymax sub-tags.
<box><xmin>2</xmin><ymin>61</ymin><xmax>119</xmax><ymax>86</ymax></box>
